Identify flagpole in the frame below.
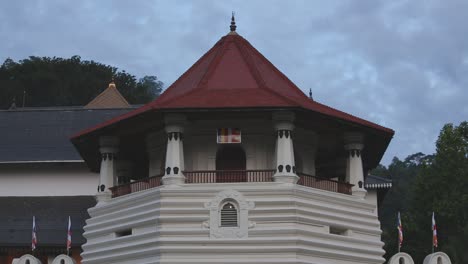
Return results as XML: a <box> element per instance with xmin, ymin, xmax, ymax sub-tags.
<box><xmin>432</xmin><ymin>212</ymin><xmax>435</xmax><ymax>254</ymax></box>
<box><xmin>67</xmin><ymin>216</ymin><xmax>71</xmax><ymax>256</ymax></box>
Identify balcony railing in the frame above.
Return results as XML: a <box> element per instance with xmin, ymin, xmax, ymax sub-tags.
<box><xmin>184</xmin><ymin>169</ymin><xmax>275</xmax><ymax>183</ymax></box>
<box><xmin>297</xmin><ymin>172</ymin><xmax>353</xmax><ymax>195</ymax></box>
<box><xmin>110</xmin><ymin>170</ymin><xmax>353</xmax><ymax>198</ymax></box>
<box><xmin>110</xmin><ymin>174</ymin><xmax>163</xmax><ymax>198</ymax></box>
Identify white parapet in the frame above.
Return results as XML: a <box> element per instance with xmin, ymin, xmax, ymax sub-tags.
<box><xmin>81</xmin><ymin>181</ymin><xmax>385</xmax><ymax>264</ymax></box>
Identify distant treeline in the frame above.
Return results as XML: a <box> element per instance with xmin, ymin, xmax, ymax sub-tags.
<box><xmin>0</xmin><ymin>56</ymin><xmax>163</xmax><ymax>108</ymax></box>
<box><xmin>373</xmin><ymin>121</ymin><xmax>468</xmax><ymax>264</ymax></box>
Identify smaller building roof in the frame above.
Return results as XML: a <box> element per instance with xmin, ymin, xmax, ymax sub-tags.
<box><xmin>365</xmin><ymin>174</ymin><xmax>392</xmax><ymax>189</ymax></box>
<box><xmin>0</xmin><ymin>196</ymin><xmax>95</xmax><ymax>249</ymax></box>
<box><xmin>0</xmin><ymin>107</ymin><xmax>135</xmax><ymax>163</ymax></box>
<box><xmin>85</xmin><ymin>81</ymin><xmax>130</xmax><ymax>109</ymax></box>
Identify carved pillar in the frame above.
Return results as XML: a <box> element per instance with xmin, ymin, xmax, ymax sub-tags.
<box><xmin>344</xmin><ymin>132</ymin><xmax>366</xmax><ymax>197</ymax></box>
<box><xmin>273</xmin><ymin>111</ymin><xmax>299</xmax><ymax>184</ymax></box>
<box><xmin>97</xmin><ymin>136</ymin><xmax>119</xmax><ymax>203</ymax></box>
<box><xmin>162</xmin><ymin>114</ymin><xmax>186</xmax><ymax>186</ymax></box>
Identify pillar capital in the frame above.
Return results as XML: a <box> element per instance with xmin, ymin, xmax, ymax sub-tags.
<box><xmin>99</xmin><ymin>136</ymin><xmax>119</xmax><ymax>154</ymax></box>
<box><xmin>164</xmin><ymin>113</ymin><xmax>187</xmax><ymax>133</ymax></box>
<box><xmin>344</xmin><ymin>132</ymin><xmax>364</xmax><ymax>145</ymax></box>
<box><xmin>272</xmin><ymin>111</ymin><xmax>295</xmax><ymax>131</ymax></box>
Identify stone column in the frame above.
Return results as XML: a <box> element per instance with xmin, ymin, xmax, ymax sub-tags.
<box><xmin>273</xmin><ymin>111</ymin><xmax>299</xmax><ymax>184</ymax></box>
<box><xmin>162</xmin><ymin>114</ymin><xmax>186</xmax><ymax>186</ymax></box>
<box><xmin>97</xmin><ymin>136</ymin><xmax>119</xmax><ymax>203</ymax></box>
<box><xmin>344</xmin><ymin>132</ymin><xmax>366</xmax><ymax>197</ymax></box>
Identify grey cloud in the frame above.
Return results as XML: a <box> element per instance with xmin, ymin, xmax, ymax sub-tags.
<box><xmin>1</xmin><ymin>0</ymin><xmax>467</xmax><ymax>165</ymax></box>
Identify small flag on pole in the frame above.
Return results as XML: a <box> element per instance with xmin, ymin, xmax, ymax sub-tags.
<box><xmin>32</xmin><ymin>216</ymin><xmax>37</xmax><ymax>251</ymax></box>
<box><xmin>67</xmin><ymin>216</ymin><xmax>72</xmax><ymax>255</ymax></box>
<box><xmin>397</xmin><ymin>212</ymin><xmax>403</xmax><ymax>252</ymax></box>
<box><xmin>432</xmin><ymin>212</ymin><xmax>438</xmax><ymax>249</ymax></box>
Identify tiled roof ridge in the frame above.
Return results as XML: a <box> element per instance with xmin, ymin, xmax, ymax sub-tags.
<box><xmin>233</xmin><ymin>35</ymin><xmax>301</xmax><ymax>107</ymax></box>
<box><xmin>237</xmin><ymin>34</ymin><xmax>310</xmax><ymax>101</ymax></box>
<box><xmin>153</xmin><ymin>37</ymin><xmax>225</xmax><ymax>106</ymax></box>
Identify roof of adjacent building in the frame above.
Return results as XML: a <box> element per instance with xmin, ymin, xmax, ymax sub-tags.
<box><xmin>71</xmin><ymin>26</ymin><xmax>394</xmax><ymax>139</ymax></box>
<box><xmin>365</xmin><ymin>174</ymin><xmax>393</xmax><ymax>189</ymax></box>
<box><xmin>0</xmin><ymin>196</ymin><xmax>95</xmax><ymax>248</ymax></box>
<box><xmin>85</xmin><ymin>81</ymin><xmax>130</xmax><ymax>109</ymax></box>
<box><xmin>0</xmin><ymin>107</ymin><xmax>135</xmax><ymax>163</ymax></box>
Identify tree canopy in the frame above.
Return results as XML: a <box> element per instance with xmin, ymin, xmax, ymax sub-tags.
<box><xmin>0</xmin><ymin>56</ymin><xmax>163</xmax><ymax>108</ymax></box>
<box><xmin>373</xmin><ymin>121</ymin><xmax>467</xmax><ymax>264</ymax></box>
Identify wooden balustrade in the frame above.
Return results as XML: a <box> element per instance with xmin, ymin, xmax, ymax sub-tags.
<box><xmin>184</xmin><ymin>170</ymin><xmax>275</xmax><ymax>183</ymax></box>
<box><xmin>110</xmin><ymin>170</ymin><xmax>352</xmax><ymax>198</ymax></box>
<box><xmin>297</xmin><ymin>172</ymin><xmax>353</xmax><ymax>195</ymax></box>
<box><xmin>110</xmin><ymin>174</ymin><xmax>163</xmax><ymax>198</ymax></box>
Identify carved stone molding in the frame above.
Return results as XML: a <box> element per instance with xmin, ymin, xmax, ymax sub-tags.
<box><xmin>204</xmin><ymin>189</ymin><xmax>255</xmax><ymax>239</ymax></box>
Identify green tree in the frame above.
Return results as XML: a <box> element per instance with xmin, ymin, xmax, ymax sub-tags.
<box><xmin>408</xmin><ymin>121</ymin><xmax>468</xmax><ymax>263</ymax></box>
<box><xmin>372</xmin><ymin>154</ymin><xmax>430</xmax><ymax>261</ymax></box>
<box><xmin>0</xmin><ymin>56</ymin><xmax>163</xmax><ymax>108</ymax></box>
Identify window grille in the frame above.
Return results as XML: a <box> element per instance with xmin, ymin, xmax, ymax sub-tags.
<box><xmin>220</xmin><ymin>203</ymin><xmax>238</xmax><ymax>227</ymax></box>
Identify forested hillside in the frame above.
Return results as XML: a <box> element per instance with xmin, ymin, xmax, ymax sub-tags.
<box><xmin>0</xmin><ymin>56</ymin><xmax>163</xmax><ymax>108</ymax></box>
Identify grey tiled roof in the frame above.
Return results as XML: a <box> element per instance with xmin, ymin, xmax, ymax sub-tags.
<box><xmin>0</xmin><ymin>107</ymin><xmax>134</xmax><ymax>163</ymax></box>
<box><xmin>0</xmin><ymin>196</ymin><xmax>95</xmax><ymax>247</ymax></box>
<box><xmin>365</xmin><ymin>174</ymin><xmax>393</xmax><ymax>189</ymax></box>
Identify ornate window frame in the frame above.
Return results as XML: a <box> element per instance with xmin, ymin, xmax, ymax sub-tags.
<box><xmin>204</xmin><ymin>189</ymin><xmax>255</xmax><ymax>239</ymax></box>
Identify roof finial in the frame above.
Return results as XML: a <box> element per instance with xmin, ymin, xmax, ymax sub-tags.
<box><xmin>109</xmin><ymin>76</ymin><xmax>116</xmax><ymax>88</ymax></box>
<box><xmin>309</xmin><ymin>88</ymin><xmax>313</xmax><ymax>100</ymax></box>
<box><xmin>230</xmin><ymin>12</ymin><xmax>237</xmax><ymax>32</ymax></box>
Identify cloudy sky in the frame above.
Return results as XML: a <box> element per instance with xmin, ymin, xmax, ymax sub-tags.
<box><xmin>1</xmin><ymin>0</ymin><xmax>467</xmax><ymax>165</ymax></box>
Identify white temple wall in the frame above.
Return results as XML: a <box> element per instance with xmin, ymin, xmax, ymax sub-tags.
<box><xmin>81</xmin><ymin>183</ymin><xmax>384</xmax><ymax>264</ymax></box>
<box><xmin>0</xmin><ymin>163</ymin><xmax>98</xmax><ymax>196</ymax></box>
<box><xmin>365</xmin><ymin>190</ymin><xmax>379</xmax><ymax>216</ymax></box>
<box><xmin>183</xmin><ymin>119</ymin><xmax>277</xmax><ymax>171</ymax></box>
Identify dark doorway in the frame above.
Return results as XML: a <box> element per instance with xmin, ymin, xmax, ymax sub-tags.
<box><xmin>216</xmin><ymin>145</ymin><xmax>246</xmax><ymax>182</ymax></box>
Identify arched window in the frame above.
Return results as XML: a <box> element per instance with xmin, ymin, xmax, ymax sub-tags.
<box><xmin>220</xmin><ymin>202</ymin><xmax>238</xmax><ymax>227</ymax></box>
<box><xmin>399</xmin><ymin>257</ymin><xmax>405</xmax><ymax>264</ymax></box>
<box><xmin>61</xmin><ymin>260</ymin><xmax>66</xmax><ymax>264</ymax></box>
<box><xmin>437</xmin><ymin>257</ymin><xmax>442</xmax><ymax>264</ymax></box>
<box><xmin>26</xmin><ymin>260</ymin><xmax>30</xmax><ymax>264</ymax></box>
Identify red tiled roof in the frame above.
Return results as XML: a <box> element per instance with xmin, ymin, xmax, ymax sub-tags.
<box><xmin>72</xmin><ymin>31</ymin><xmax>393</xmax><ymax>139</ymax></box>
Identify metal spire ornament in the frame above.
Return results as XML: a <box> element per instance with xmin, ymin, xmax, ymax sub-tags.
<box><xmin>230</xmin><ymin>12</ymin><xmax>237</xmax><ymax>32</ymax></box>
